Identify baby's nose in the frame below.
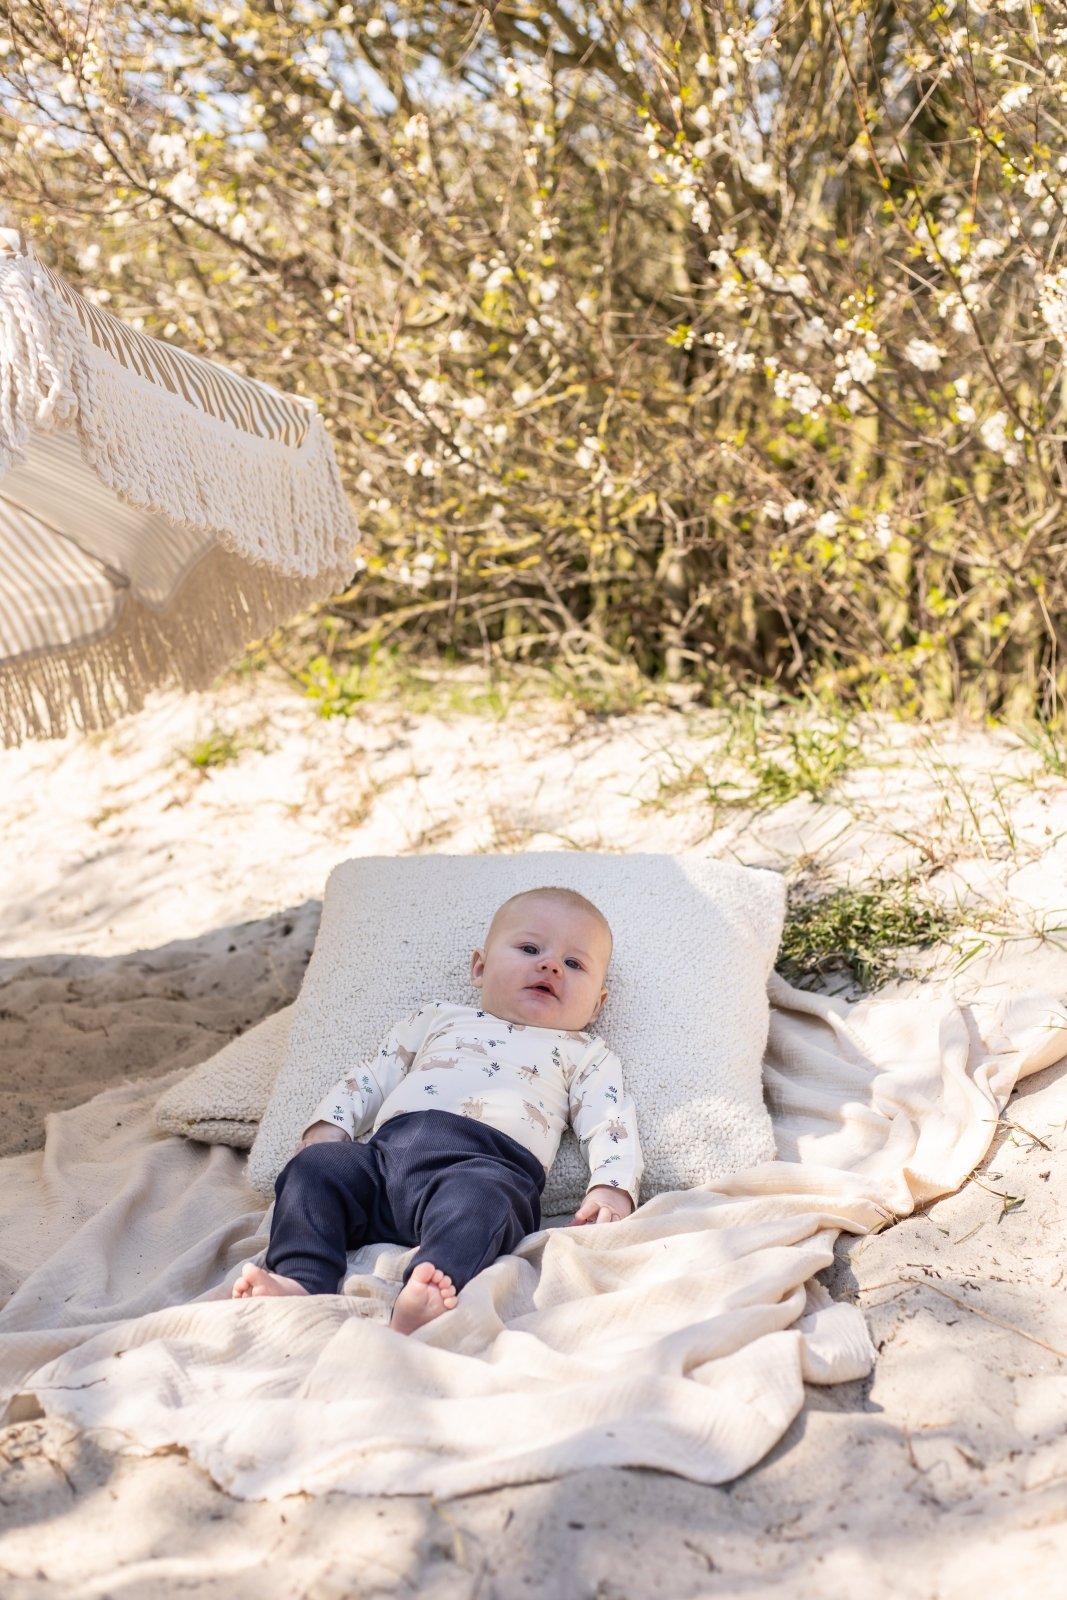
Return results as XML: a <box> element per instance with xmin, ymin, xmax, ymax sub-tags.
<box><xmin>538</xmin><ymin>953</ymin><xmax>562</xmax><ymax>973</ymax></box>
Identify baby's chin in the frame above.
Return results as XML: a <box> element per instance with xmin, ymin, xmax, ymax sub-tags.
<box><xmin>483</xmin><ymin>990</ymin><xmax>592</xmax><ymax>1031</ymax></box>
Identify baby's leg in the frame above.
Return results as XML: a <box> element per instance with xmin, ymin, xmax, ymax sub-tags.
<box><xmin>371</xmin><ymin>1113</ymin><xmax>543</xmax><ymax>1334</ymax></box>
<box><xmin>234</xmin><ymin>1139</ymin><xmax>388</xmax><ymax>1299</ymax></box>
<box><xmin>397</xmin><ymin>1154</ymin><xmax>541</xmax><ymax>1329</ymax></box>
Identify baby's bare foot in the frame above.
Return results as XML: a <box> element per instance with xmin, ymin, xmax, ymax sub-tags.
<box><xmin>390</xmin><ymin>1262</ymin><xmax>458</xmax><ymax>1334</ymax></box>
<box><xmin>232</xmin><ymin>1262</ymin><xmax>310</xmax><ymax>1299</ymax></box>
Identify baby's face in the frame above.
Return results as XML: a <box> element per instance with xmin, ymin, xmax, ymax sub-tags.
<box><xmin>470</xmin><ymin>896</ymin><xmax>610</xmax><ymax>1032</ymax></box>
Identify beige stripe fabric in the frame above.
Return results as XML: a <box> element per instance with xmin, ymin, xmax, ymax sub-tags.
<box><xmin>44</xmin><ymin>266</ymin><xmax>311</xmax><ymax>449</ymax></box>
<box><xmin>0</xmin><ymin>496</ymin><xmax>118</xmax><ymax>659</ymax></box>
<box><xmin>2</xmin><ymin>428</ymin><xmax>211</xmax><ymax>613</ymax></box>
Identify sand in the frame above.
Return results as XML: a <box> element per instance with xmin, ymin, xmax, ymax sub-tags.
<box><xmin>1</xmin><ymin>673</ymin><xmax>1065</xmax><ymax>1597</ymax></box>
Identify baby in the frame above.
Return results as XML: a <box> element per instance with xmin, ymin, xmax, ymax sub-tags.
<box><xmin>233</xmin><ymin>886</ymin><xmax>642</xmax><ymax>1333</ymax></box>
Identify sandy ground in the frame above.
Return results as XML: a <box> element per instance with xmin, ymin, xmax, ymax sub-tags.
<box><xmin>1</xmin><ymin>673</ymin><xmax>1066</xmax><ymax>1597</ymax></box>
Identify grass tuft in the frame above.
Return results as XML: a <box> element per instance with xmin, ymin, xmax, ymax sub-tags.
<box><xmin>777</xmin><ymin>876</ymin><xmax>970</xmax><ymax>992</ymax></box>
<box><xmin>1014</xmin><ymin>719</ymin><xmax>1067</xmax><ymax>779</ymax></box>
<box><xmin>656</xmin><ymin>697</ymin><xmax>861</xmax><ymax>810</ymax></box>
<box><xmin>183</xmin><ymin>726</ymin><xmax>266</xmax><ymax>770</ymax></box>
<box><xmin>293</xmin><ymin>642</ymin><xmax>664</xmax><ymax>723</ymax></box>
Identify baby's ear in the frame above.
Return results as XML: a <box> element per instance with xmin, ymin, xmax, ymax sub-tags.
<box><xmin>470</xmin><ymin>947</ymin><xmax>486</xmax><ymax>987</ymax></box>
<box><xmin>588</xmin><ymin>983</ymin><xmax>608</xmax><ymax>1024</ymax></box>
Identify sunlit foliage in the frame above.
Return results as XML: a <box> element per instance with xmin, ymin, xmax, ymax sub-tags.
<box><xmin>3</xmin><ymin>1</ymin><xmax>1067</xmax><ymax>715</ymax></box>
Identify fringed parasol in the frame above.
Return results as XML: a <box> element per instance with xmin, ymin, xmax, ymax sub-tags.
<box><xmin>0</xmin><ymin>229</ymin><xmax>356</xmax><ymax>744</ymax></box>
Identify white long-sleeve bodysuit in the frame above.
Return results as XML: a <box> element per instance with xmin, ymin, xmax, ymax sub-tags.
<box><xmin>308</xmin><ymin>1003</ymin><xmax>643</xmax><ymax>1203</ymax></box>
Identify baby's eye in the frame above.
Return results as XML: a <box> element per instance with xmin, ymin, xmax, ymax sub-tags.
<box><xmin>565</xmin><ymin>958</ymin><xmax>584</xmax><ymax>970</ymax></box>
<box><xmin>520</xmin><ymin>943</ymin><xmax>539</xmax><ymax>955</ymax></box>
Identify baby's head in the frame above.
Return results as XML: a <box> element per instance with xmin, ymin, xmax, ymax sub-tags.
<box><xmin>470</xmin><ymin>887</ymin><xmax>612</xmax><ymax>1033</ymax></box>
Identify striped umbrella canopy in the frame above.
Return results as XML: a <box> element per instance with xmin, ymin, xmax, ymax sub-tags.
<box><xmin>0</xmin><ymin>229</ymin><xmax>356</xmax><ymax>745</ymax></box>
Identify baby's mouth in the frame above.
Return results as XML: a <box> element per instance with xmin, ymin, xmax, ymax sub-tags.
<box><xmin>526</xmin><ymin>981</ymin><xmax>558</xmax><ymax>999</ymax></box>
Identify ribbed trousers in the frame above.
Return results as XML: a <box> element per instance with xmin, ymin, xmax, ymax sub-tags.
<box><xmin>265</xmin><ymin>1109</ymin><xmax>546</xmax><ymax>1295</ymax></box>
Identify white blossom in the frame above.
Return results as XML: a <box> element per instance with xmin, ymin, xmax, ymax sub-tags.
<box><xmin>396</xmin><ymin>551</ymin><xmax>435</xmax><ymax>589</ymax></box>
<box><xmin>1039</xmin><ymin>269</ymin><xmax>1067</xmax><ymax>340</ymax></box>
<box><xmin>979</xmin><ymin>409</ymin><xmax>1022</xmax><ymax>465</ymax></box>
<box><xmin>796</xmin><ymin>317</ymin><xmax>828</xmax><ymax>349</ymax></box>
<box><xmin>774</xmin><ymin>370</ymin><xmax>823</xmax><ymax>416</ymax></box>
<box><xmin>847</xmin><ymin>349</ymin><xmax>877</xmax><ymax>384</ymax></box>
<box><xmin>148</xmin><ymin>132</ymin><xmax>188</xmax><ymax>170</ymax></box>
<box><xmin>872</xmin><ymin>512</ymin><xmax>893</xmax><ymax>550</ymax></box>
<box><xmin>365</xmin><ymin>18</ymin><xmax>388</xmax><ymax>38</ymax></box>
<box><xmin>903</xmin><ymin>338</ymin><xmax>943</xmax><ymax>371</ymax></box>
<box><xmin>783</xmin><ymin>499</ymin><xmax>809</xmax><ymax>526</ymax></box>
<box><xmin>165</xmin><ymin>171</ymin><xmax>199</xmax><ymax>209</ymax></box>
<box><xmin>814</xmin><ymin>510</ymin><xmax>839</xmax><ymax>537</ymax></box>
<box><xmin>455</xmin><ymin>395</ymin><xmax>487</xmax><ymax>421</ymax></box>
<box><xmin>998</xmin><ymin>84</ymin><xmax>1032</xmax><ymax>113</ymax></box>
<box><xmin>722</xmin><ymin>345</ymin><xmax>756</xmax><ymax>374</ymax></box>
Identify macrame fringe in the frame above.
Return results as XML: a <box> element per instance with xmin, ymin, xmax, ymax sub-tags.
<box><xmin>0</xmin><ymin>247</ymin><xmax>357</xmax><ymax>577</ymax></box>
<box><xmin>0</xmin><ymin>252</ymin><xmax>81</xmax><ymax>477</ymax></box>
<box><xmin>0</xmin><ymin>543</ymin><xmax>349</xmax><ymax>747</ymax></box>
<box><xmin>76</xmin><ymin>349</ymin><xmax>357</xmax><ymax>578</ymax></box>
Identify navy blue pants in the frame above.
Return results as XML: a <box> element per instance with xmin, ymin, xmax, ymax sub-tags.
<box><xmin>265</xmin><ymin>1110</ymin><xmax>545</xmax><ymax>1295</ymax></box>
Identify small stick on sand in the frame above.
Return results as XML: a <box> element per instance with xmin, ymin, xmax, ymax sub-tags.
<box><xmin>898</xmin><ymin>1275</ymin><xmax>1067</xmax><ymax>1361</ymax></box>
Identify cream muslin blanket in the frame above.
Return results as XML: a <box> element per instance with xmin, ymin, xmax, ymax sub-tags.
<box><xmin>0</xmin><ymin>974</ymin><xmax>1063</xmax><ymax>1499</ymax></box>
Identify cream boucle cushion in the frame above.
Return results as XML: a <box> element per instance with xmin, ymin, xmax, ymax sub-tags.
<box><xmin>247</xmin><ymin>853</ymin><xmax>786</xmax><ymax>1213</ymax></box>
<box><xmin>155</xmin><ymin>1005</ymin><xmax>292</xmax><ymax>1147</ymax></box>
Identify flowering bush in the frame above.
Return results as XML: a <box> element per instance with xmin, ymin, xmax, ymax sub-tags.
<box><xmin>2</xmin><ymin>0</ymin><xmax>1066</xmax><ymax>715</ymax></box>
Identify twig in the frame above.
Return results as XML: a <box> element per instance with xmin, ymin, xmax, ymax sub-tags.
<box><xmin>982</xmin><ymin>1116</ymin><xmax>1052</xmax><ymax>1151</ymax></box>
<box><xmin>899</xmin><ymin>1276</ymin><xmax>1067</xmax><ymax>1360</ymax></box>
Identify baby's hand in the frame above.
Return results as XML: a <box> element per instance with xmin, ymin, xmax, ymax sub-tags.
<box><xmin>569</xmin><ymin>1186</ymin><xmax>634</xmax><ymax>1226</ymax></box>
<box><xmin>296</xmin><ymin>1120</ymin><xmax>351</xmax><ymax>1153</ymax></box>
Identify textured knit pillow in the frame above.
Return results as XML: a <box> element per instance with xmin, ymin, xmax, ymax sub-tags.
<box><xmin>247</xmin><ymin>853</ymin><xmax>786</xmax><ymax>1213</ymax></box>
<box><xmin>154</xmin><ymin>1005</ymin><xmax>292</xmax><ymax>1148</ymax></box>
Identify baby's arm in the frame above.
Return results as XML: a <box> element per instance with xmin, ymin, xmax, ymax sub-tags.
<box><xmin>299</xmin><ymin>1008</ymin><xmax>431</xmax><ymax>1148</ymax></box>
<box><xmin>567</xmin><ymin>1044</ymin><xmax>643</xmax><ymax>1225</ymax></box>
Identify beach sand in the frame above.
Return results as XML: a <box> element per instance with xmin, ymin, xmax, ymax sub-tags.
<box><xmin>1</xmin><ymin>674</ymin><xmax>1065</xmax><ymax>1597</ymax></box>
